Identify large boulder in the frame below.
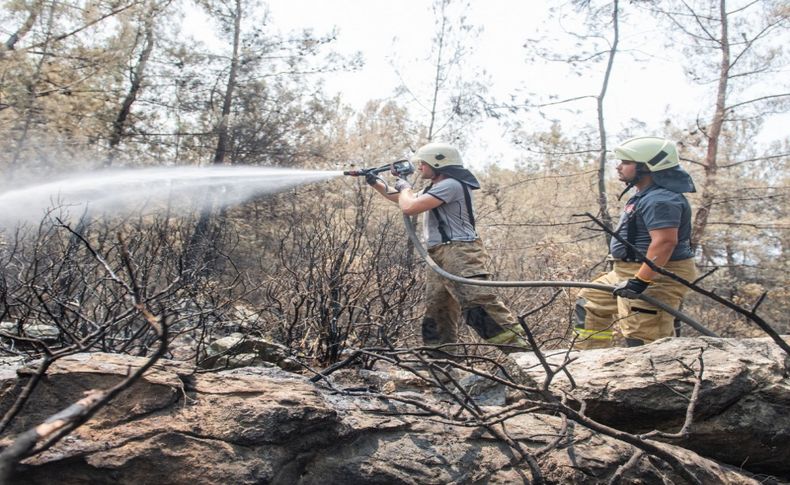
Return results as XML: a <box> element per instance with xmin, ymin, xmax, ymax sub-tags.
<box><xmin>0</xmin><ymin>347</ymin><xmax>777</xmax><ymax>484</ymax></box>
<box><xmin>516</xmin><ymin>336</ymin><xmax>790</xmax><ymax>478</ymax></box>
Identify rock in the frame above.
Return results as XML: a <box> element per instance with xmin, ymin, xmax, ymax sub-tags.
<box><xmin>0</xmin><ymin>321</ymin><xmax>60</xmax><ymax>341</ymax></box>
<box><xmin>167</xmin><ymin>332</ymin><xmax>199</xmax><ymax>362</ymax></box>
<box><xmin>516</xmin><ymin>336</ymin><xmax>790</xmax><ymax>478</ymax></box>
<box><xmin>199</xmin><ymin>332</ymin><xmax>300</xmax><ymax>372</ymax></box>
<box><xmin>226</xmin><ymin>303</ymin><xmax>263</xmax><ymax>332</ymax></box>
<box><xmin>1</xmin><ymin>353</ymin><xmax>187</xmax><ymax>433</ymax></box>
<box><xmin>363</xmin><ymin>359</ymin><xmax>508</xmax><ymax>406</ymax></box>
<box><xmin>0</xmin><ymin>349</ymin><xmax>775</xmax><ymax>484</ymax></box>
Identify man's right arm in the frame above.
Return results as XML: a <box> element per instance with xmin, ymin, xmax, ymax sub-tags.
<box><xmin>398</xmin><ymin>188</ymin><xmax>443</xmax><ymax>215</ymax></box>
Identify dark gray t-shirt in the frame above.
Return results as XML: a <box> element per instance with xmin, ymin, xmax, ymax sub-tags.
<box><xmin>610</xmin><ymin>184</ymin><xmax>694</xmax><ymax>261</ymax></box>
<box><xmin>422</xmin><ymin>178</ymin><xmax>478</xmax><ymax>247</ymax></box>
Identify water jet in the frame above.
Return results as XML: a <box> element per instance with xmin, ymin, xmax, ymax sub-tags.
<box><xmin>0</xmin><ymin>166</ymin><xmax>343</xmax><ymax>227</ymax></box>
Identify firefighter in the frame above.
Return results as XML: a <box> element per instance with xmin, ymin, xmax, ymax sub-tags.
<box><xmin>575</xmin><ymin>136</ymin><xmax>698</xmax><ymax>348</ymax></box>
<box><xmin>367</xmin><ymin>142</ymin><xmax>524</xmax><ymax>352</ymax></box>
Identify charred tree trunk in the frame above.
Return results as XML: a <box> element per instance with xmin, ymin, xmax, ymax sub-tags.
<box><xmin>690</xmin><ymin>0</ymin><xmax>728</xmax><ymax>254</ymax></box>
<box><xmin>104</xmin><ymin>13</ymin><xmax>156</xmax><ymax>167</ymax></box>
<box><xmin>594</xmin><ymin>0</ymin><xmax>619</xmax><ymax>244</ymax></box>
<box><xmin>211</xmin><ymin>0</ymin><xmax>242</xmax><ymax>167</ymax></box>
<box><xmin>184</xmin><ymin>0</ymin><xmax>243</xmax><ymax>277</ymax></box>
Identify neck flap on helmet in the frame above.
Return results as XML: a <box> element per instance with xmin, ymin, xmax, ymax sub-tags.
<box><xmin>651</xmin><ymin>165</ymin><xmax>696</xmax><ymax>193</ymax></box>
<box><xmin>437</xmin><ymin>165</ymin><xmax>481</xmax><ymax>189</ymax></box>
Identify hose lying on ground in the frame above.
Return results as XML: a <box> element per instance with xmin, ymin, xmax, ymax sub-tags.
<box><xmin>402</xmin><ymin>214</ymin><xmax>719</xmax><ymax>338</ymax></box>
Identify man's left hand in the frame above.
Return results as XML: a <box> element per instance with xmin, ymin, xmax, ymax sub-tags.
<box><xmin>394</xmin><ymin>178</ymin><xmax>412</xmax><ymax>192</ymax></box>
<box><xmin>613</xmin><ymin>278</ymin><xmax>650</xmax><ymax>299</ymax></box>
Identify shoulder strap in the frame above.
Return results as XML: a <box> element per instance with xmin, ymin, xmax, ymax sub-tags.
<box><xmin>624</xmin><ymin>198</ymin><xmax>646</xmax><ymax>262</ymax></box>
<box><xmin>625</xmin><ymin>211</ymin><xmax>638</xmax><ymax>262</ymax></box>
<box><xmin>425</xmin><ymin>183</ymin><xmax>450</xmax><ymax>243</ymax></box>
<box><xmin>612</xmin><ymin>195</ymin><xmax>641</xmax><ymax>262</ymax></box>
<box><xmin>431</xmin><ymin>208</ymin><xmax>451</xmax><ymax>243</ymax></box>
<box><xmin>461</xmin><ymin>184</ymin><xmax>475</xmax><ymax>229</ymax></box>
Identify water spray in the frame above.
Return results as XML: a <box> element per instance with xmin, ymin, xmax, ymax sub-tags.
<box><xmin>0</xmin><ymin>166</ymin><xmax>344</xmax><ymax>228</ymax></box>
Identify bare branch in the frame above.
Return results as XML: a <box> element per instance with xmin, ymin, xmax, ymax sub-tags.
<box><xmin>726</xmin><ymin>93</ymin><xmax>790</xmax><ymax>113</ymax></box>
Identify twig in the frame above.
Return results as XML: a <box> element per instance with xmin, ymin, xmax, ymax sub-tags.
<box><xmin>641</xmin><ymin>347</ymin><xmax>705</xmax><ymax>440</ymax></box>
<box><xmin>539</xmin><ymin>400</ymin><xmax>703</xmax><ymax>485</ymax></box>
<box><xmin>309</xmin><ymin>349</ymin><xmax>362</xmax><ymax>383</ymax></box>
<box><xmin>608</xmin><ymin>449</ymin><xmax>645</xmax><ymax>484</ymax></box>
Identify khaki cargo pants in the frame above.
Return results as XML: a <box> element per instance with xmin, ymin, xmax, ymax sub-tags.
<box><xmin>424</xmin><ymin>239</ymin><xmax>521</xmax><ymax>348</ymax></box>
<box><xmin>574</xmin><ymin>258</ymin><xmax>697</xmax><ymax>348</ymax></box>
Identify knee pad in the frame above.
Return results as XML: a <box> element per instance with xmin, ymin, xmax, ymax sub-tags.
<box><xmin>574</xmin><ymin>297</ymin><xmax>588</xmax><ymax>328</ymax></box>
<box><xmin>463</xmin><ymin>306</ymin><xmax>506</xmax><ymax>339</ymax></box>
<box><xmin>421</xmin><ymin>316</ymin><xmax>440</xmax><ymax>343</ymax></box>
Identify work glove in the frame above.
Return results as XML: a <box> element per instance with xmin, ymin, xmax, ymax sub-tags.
<box><xmin>364</xmin><ymin>172</ymin><xmax>378</xmax><ymax>186</ymax></box>
<box><xmin>394</xmin><ymin>178</ymin><xmax>412</xmax><ymax>192</ymax></box>
<box><xmin>613</xmin><ymin>277</ymin><xmax>650</xmax><ymax>299</ymax></box>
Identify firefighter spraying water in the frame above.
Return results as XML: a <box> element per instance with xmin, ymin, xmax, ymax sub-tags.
<box><xmin>352</xmin><ymin>143</ymin><xmax>528</xmax><ymax>355</ymax></box>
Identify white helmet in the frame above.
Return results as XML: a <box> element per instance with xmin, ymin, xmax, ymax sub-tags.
<box><xmin>410</xmin><ymin>142</ymin><xmax>464</xmax><ymax>170</ymax></box>
<box><xmin>613</xmin><ymin>137</ymin><xmax>679</xmax><ymax>172</ymax></box>
<box><xmin>410</xmin><ymin>142</ymin><xmax>480</xmax><ymax>189</ymax></box>
<box><xmin>614</xmin><ymin>136</ymin><xmax>695</xmax><ymax>195</ymax></box>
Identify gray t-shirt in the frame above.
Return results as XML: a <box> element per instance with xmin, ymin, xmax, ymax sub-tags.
<box><xmin>610</xmin><ymin>184</ymin><xmax>694</xmax><ymax>261</ymax></box>
<box><xmin>422</xmin><ymin>177</ymin><xmax>478</xmax><ymax>248</ymax></box>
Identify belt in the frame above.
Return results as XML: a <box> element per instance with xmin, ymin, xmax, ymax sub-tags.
<box><xmin>427</xmin><ymin>238</ymin><xmax>479</xmax><ymax>253</ymax></box>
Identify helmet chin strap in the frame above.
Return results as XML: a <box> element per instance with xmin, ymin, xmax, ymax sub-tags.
<box><xmin>617</xmin><ymin>164</ymin><xmax>651</xmax><ymax>200</ymax></box>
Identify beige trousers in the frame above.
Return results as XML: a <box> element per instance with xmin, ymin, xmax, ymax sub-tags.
<box><xmin>574</xmin><ymin>258</ymin><xmax>697</xmax><ymax>348</ymax></box>
<box><xmin>423</xmin><ymin>240</ymin><xmax>520</xmax><ymax>346</ymax></box>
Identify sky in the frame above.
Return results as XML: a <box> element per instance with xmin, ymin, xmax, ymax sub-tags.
<box><xmin>188</xmin><ymin>1</ymin><xmax>788</xmax><ymax>170</ymax></box>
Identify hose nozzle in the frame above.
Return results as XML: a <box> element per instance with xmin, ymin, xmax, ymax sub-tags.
<box><xmin>343</xmin><ymin>159</ymin><xmax>414</xmax><ymax>177</ymax></box>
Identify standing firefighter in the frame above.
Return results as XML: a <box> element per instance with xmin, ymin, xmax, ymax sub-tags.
<box><xmin>367</xmin><ymin>142</ymin><xmax>524</xmax><ymax>352</ymax></box>
<box><xmin>575</xmin><ymin>136</ymin><xmax>698</xmax><ymax>348</ymax></box>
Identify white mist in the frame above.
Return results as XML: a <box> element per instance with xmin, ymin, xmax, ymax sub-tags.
<box><xmin>0</xmin><ymin>166</ymin><xmax>343</xmax><ymax>227</ymax></box>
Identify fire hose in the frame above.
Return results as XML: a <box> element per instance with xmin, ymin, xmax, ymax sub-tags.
<box><xmin>400</xmin><ymin>214</ymin><xmax>719</xmax><ymax>338</ymax></box>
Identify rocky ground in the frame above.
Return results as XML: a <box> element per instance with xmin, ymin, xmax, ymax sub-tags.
<box><xmin>0</xmin><ymin>336</ymin><xmax>788</xmax><ymax>484</ymax></box>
